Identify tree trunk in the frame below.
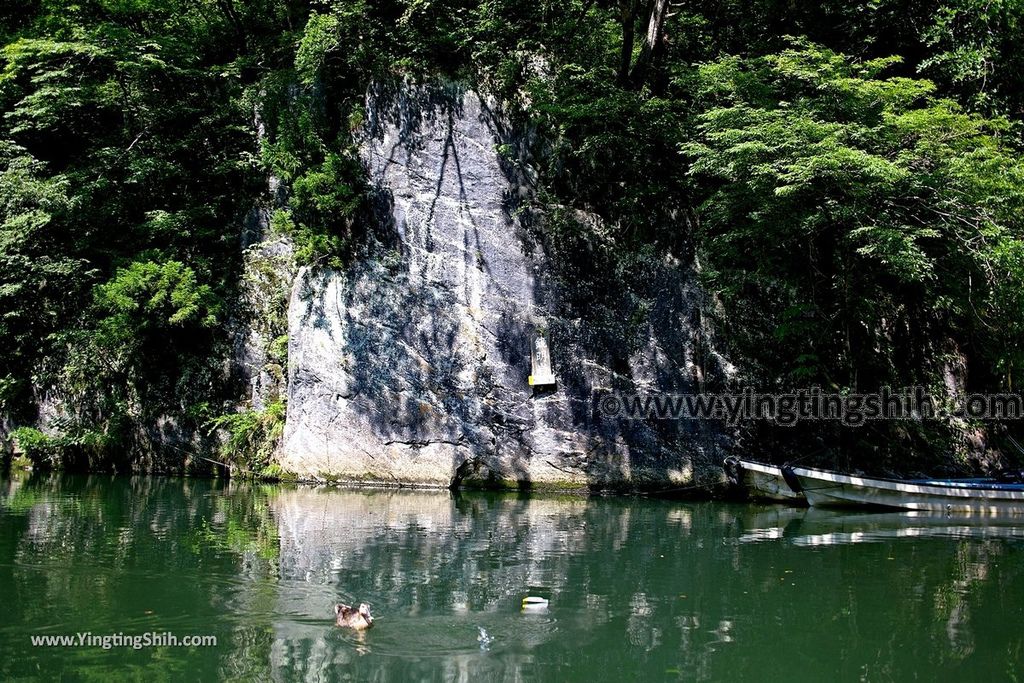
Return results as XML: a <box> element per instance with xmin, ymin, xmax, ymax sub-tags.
<box><xmin>618</xmin><ymin>0</ymin><xmax>637</xmax><ymax>86</ymax></box>
<box><xmin>630</xmin><ymin>0</ymin><xmax>670</xmax><ymax>90</ymax></box>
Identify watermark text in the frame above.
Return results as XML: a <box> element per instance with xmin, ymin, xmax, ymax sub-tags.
<box><xmin>597</xmin><ymin>386</ymin><xmax>1024</xmax><ymax>426</ymax></box>
<box><xmin>30</xmin><ymin>632</ymin><xmax>217</xmax><ymax>650</ymax></box>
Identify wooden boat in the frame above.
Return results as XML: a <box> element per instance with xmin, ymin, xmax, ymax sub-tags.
<box><xmin>782</xmin><ymin>464</ymin><xmax>1024</xmax><ymax>514</ymax></box>
<box><xmin>724</xmin><ymin>457</ymin><xmax>805</xmax><ymax>503</ymax></box>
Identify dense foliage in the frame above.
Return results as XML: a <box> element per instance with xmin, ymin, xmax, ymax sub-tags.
<box><xmin>689</xmin><ymin>45</ymin><xmax>1024</xmax><ymax>388</ymax></box>
<box><xmin>2</xmin><ymin>0</ymin><xmax>1023</xmax><ymax>472</ymax></box>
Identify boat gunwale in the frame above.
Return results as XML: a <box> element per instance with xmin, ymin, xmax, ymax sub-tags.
<box><xmin>734</xmin><ymin>458</ymin><xmax>786</xmax><ymax>477</ymax></box>
<box><xmin>789</xmin><ymin>465</ymin><xmax>1024</xmax><ymax>501</ymax></box>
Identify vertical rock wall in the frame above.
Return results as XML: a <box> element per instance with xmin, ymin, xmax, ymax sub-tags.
<box><xmin>279</xmin><ymin>82</ymin><xmax>731</xmax><ymax>489</ymax></box>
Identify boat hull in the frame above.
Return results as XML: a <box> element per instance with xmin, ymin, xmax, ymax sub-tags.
<box><xmin>788</xmin><ymin>465</ymin><xmax>1024</xmax><ymax>514</ymax></box>
<box><xmin>726</xmin><ymin>458</ymin><xmax>805</xmax><ymax>503</ymax></box>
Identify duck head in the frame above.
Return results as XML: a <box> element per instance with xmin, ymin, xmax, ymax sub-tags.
<box><xmin>335</xmin><ymin>603</ymin><xmax>374</xmax><ymax>630</ymax></box>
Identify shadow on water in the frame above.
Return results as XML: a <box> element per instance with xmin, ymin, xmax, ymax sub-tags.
<box><xmin>2</xmin><ymin>472</ymin><xmax>1024</xmax><ymax>681</ymax></box>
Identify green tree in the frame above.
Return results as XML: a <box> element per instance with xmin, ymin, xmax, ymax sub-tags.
<box><xmin>686</xmin><ymin>42</ymin><xmax>1024</xmax><ymax>462</ymax></box>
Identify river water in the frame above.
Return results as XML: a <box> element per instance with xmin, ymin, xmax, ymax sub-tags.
<box><xmin>1</xmin><ymin>471</ymin><xmax>1022</xmax><ymax>681</ymax></box>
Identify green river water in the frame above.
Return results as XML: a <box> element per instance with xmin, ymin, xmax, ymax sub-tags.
<box><xmin>1</xmin><ymin>470</ymin><xmax>1022</xmax><ymax>681</ymax></box>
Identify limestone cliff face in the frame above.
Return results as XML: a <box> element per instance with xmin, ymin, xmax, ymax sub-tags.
<box><xmin>278</xmin><ymin>82</ymin><xmax>731</xmax><ymax>489</ymax></box>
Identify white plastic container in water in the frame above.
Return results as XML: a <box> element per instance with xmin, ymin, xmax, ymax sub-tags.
<box><xmin>522</xmin><ymin>596</ymin><xmax>549</xmax><ymax>612</ymax></box>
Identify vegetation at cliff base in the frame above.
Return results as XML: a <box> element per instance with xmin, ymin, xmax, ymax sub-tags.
<box><xmin>2</xmin><ymin>0</ymin><xmax>1024</xmax><ymax>472</ymax></box>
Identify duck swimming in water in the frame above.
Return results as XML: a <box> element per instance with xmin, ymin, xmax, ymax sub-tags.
<box><xmin>335</xmin><ymin>603</ymin><xmax>374</xmax><ymax>630</ymax></box>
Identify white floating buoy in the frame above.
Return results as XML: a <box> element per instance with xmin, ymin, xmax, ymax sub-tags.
<box><xmin>522</xmin><ymin>596</ymin><xmax>549</xmax><ymax>612</ymax></box>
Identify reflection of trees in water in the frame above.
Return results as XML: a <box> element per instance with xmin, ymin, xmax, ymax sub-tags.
<box><xmin>699</xmin><ymin>507</ymin><xmax>1024</xmax><ymax>680</ymax></box>
<box><xmin>0</xmin><ymin>471</ymin><xmax>281</xmax><ymax>682</ymax></box>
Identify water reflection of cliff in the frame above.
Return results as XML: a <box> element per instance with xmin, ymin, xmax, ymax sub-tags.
<box><xmin>267</xmin><ymin>488</ymin><xmax>602</xmax><ymax>681</ymax></box>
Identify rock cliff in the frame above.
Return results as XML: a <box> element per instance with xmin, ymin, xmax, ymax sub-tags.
<box><xmin>275</xmin><ymin>82</ymin><xmax>732</xmax><ymax>489</ymax></box>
